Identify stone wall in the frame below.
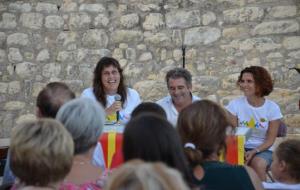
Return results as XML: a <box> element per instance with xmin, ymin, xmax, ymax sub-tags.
<box><xmin>0</xmin><ymin>0</ymin><xmax>299</xmax><ymax>137</ymax></box>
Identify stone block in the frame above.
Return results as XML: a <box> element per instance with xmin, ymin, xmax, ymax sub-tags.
<box><xmin>69</xmin><ymin>13</ymin><xmax>91</xmax><ymax>30</ymax></box>
<box><xmin>0</xmin><ymin>13</ymin><xmax>17</xmax><ymax>29</ymax></box>
<box><xmin>253</xmin><ymin>20</ymin><xmax>299</xmax><ymax>35</ymax></box>
<box><xmin>56</xmin><ymin>32</ymin><xmax>78</xmax><ymax>47</ymax></box>
<box><xmin>112</xmin><ymin>30</ymin><xmax>143</xmax><ymax>43</ymax></box>
<box><xmin>16</xmin><ymin>62</ymin><xmax>37</xmax><ymax>78</ymax></box>
<box><xmin>4</xmin><ymin>101</ymin><xmax>25</xmax><ymax>111</ymax></box>
<box><xmin>82</xmin><ymin>29</ymin><xmax>108</xmax><ymax>48</ymax></box>
<box><xmin>268</xmin><ymin>6</ymin><xmax>297</xmax><ymax>18</ymax></box>
<box><xmin>166</xmin><ymin>10</ymin><xmax>201</xmax><ymax>29</ymax></box>
<box><xmin>223</xmin><ymin>7</ymin><xmax>264</xmax><ymax>24</ymax></box>
<box><xmin>139</xmin><ymin>52</ymin><xmax>152</xmax><ymax>62</ymax></box>
<box><xmin>121</xmin><ymin>13</ymin><xmax>139</xmax><ymax>28</ymax></box>
<box><xmin>42</xmin><ymin>63</ymin><xmax>61</xmax><ymax>78</ymax></box>
<box><xmin>61</xmin><ymin>2</ymin><xmax>77</xmax><ymax>12</ymax></box>
<box><xmin>37</xmin><ymin>49</ymin><xmax>50</xmax><ymax>62</ymax></box>
<box><xmin>0</xmin><ymin>82</ymin><xmax>8</xmax><ymax>93</ymax></box>
<box><xmin>143</xmin><ymin>13</ymin><xmax>164</xmax><ymax>30</ymax></box>
<box><xmin>8</xmin><ymin>81</ymin><xmax>21</xmax><ymax>94</ymax></box>
<box><xmin>0</xmin><ymin>49</ymin><xmax>6</xmax><ymax>63</ymax></box>
<box><xmin>288</xmin><ymin>50</ymin><xmax>300</xmax><ymax>59</ymax></box>
<box><xmin>36</xmin><ymin>3</ymin><xmax>58</xmax><ymax>13</ymax></box>
<box><xmin>8</xmin><ymin>2</ymin><xmax>31</xmax><ymax>12</ymax></box>
<box><xmin>20</xmin><ymin>13</ymin><xmax>43</xmax><ymax>30</ymax></box>
<box><xmin>133</xmin><ymin>80</ymin><xmax>167</xmax><ymax>101</ymax></box>
<box><xmin>184</xmin><ymin>27</ymin><xmax>221</xmax><ymax>45</ymax></box>
<box><xmin>45</xmin><ymin>15</ymin><xmax>64</xmax><ymax>29</ymax></box>
<box><xmin>79</xmin><ymin>4</ymin><xmax>105</xmax><ymax>12</ymax></box>
<box><xmin>8</xmin><ymin>48</ymin><xmax>23</xmax><ymax>63</ymax></box>
<box><xmin>0</xmin><ymin>32</ymin><xmax>6</xmax><ymax>47</ymax></box>
<box><xmin>283</xmin><ymin>36</ymin><xmax>300</xmax><ymax>50</ymax></box>
<box><xmin>202</xmin><ymin>11</ymin><xmax>216</xmax><ymax>25</ymax></box>
<box><xmin>7</xmin><ymin>33</ymin><xmax>29</xmax><ymax>46</ymax></box>
<box><xmin>94</xmin><ymin>14</ymin><xmax>109</xmax><ymax>28</ymax></box>
<box><xmin>144</xmin><ymin>32</ymin><xmax>172</xmax><ymax>47</ymax></box>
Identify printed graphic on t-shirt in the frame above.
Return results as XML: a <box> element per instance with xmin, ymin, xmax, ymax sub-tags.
<box><xmin>239</xmin><ymin>116</ymin><xmax>268</xmax><ymax>129</ymax></box>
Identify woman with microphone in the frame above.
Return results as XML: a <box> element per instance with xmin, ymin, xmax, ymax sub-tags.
<box><xmin>82</xmin><ymin>57</ymin><xmax>141</xmax><ymax>124</ymax></box>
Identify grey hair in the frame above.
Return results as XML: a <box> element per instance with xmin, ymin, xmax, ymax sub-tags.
<box><xmin>165</xmin><ymin>68</ymin><xmax>192</xmax><ymax>87</ymax></box>
<box><xmin>56</xmin><ymin>97</ymin><xmax>105</xmax><ymax>154</ymax></box>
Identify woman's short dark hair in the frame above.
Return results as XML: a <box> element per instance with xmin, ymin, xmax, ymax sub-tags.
<box><xmin>93</xmin><ymin>57</ymin><xmax>127</xmax><ymax>107</ymax></box>
<box><xmin>123</xmin><ymin>114</ymin><xmax>192</xmax><ymax>186</ymax></box>
<box><xmin>177</xmin><ymin>100</ymin><xmax>230</xmax><ymax>167</ymax></box>
<box><xmin>131</xmin><ymin>102</ymin><xmax>167</xmax><ymax>119</ymax></box>
<box><xmin>237</xmin><ymin>66</ymin><xmax>273</xmax><ymax>97</ymax></box>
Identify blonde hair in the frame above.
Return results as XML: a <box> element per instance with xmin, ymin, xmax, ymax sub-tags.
<box><xmin>10</xmin><ymin>119</ymin><xmax>74</xmax><ymax>186</ymax></box>
<box><xmin>105</xmin><ymin>160</ymin><xmax>189</xmax><ymax>190</ymax></box>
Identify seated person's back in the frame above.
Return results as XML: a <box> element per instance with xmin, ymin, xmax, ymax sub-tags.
<box><xmin>177</xmin><ymin>100</ymin><xmax>263</xmax><ymax>190</ymax></box>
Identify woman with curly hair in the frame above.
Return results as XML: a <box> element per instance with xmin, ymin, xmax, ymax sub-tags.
<box><xmin>82</xmin><ymin>57</ymin><xmax>141</xmax><ymax>123</ymax></box>
<box><xmin>226</xmin><ymin>66</ymin><xmax>283</xmax><ymax>181</ymax></box>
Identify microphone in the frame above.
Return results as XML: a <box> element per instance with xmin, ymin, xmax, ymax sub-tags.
<box><xmin>114</xmin><ymin>94</ymin><xmax>121</xmax><ymax>123</ymax></box>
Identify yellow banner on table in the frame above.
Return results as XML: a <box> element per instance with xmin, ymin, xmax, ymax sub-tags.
<box><xmin>106</xmin><ymin>113</ymin><xmax>117</xmax><ymax>124</ymax></box>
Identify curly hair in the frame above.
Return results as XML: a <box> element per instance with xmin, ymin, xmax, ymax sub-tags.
<box><xmin>237</xmin><ymin>66</ymin><xmax>273</xmax><ymax>97</ymax></box>
<box><xmin>177</xmin><ymin>100</ymin><xmax>230</xmax><ymax>167</ymax></box>
<box><xmin>93</xmin><ymin>57</ymin><xmax>127</xmax><ymax>107</ymax></box>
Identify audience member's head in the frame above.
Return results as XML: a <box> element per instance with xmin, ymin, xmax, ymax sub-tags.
<box><xmin>271</xmin><ymin>139</ymin><xmax>300</xmax><ymax>183</ymax></box>
<box><xmin>131</xmin><ymin>102</ymin><xmax>167</xmax><ymax>119</ymax></box>
<box><xmin>10</xmin><ymin>119</ymin><xmax>74</xmax><ymax>188</ymax></box>
<box><xmin>56</xmin><ymin>97</ymin><xmax>105</xmax><ymax>155</ymax></box>
<box><xmin>36</xmin><ymin>82</ymin><xmax>75</xmax><ymax>118</ymax></box>
<box><xmin>177</xmin><ymin>100</ymin><xmax>230</xmax><ymax>167</ymax></box>
<box><xmin>105</xmin><ymin>160</ymin><xmax>189</xmax><ymax>190</ymax></box>
<box><xmin>123</xmin><ymin>114</ymin><xmax>191</xmax><ymax>185</ymax></box>
<box><xmin>237</xmin><ymin>66</ymin><xmax>273</xmax><ymax>97</ymax></box>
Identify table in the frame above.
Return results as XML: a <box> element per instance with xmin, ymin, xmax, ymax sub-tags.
<box><xmin>99</xmin><ymin>125</ymin><xmax>125</xmax><ymax>169</ymax></box>
<box><xmin>99</xmin><ymin>125</ymin><xmax>252</xmax><ymax>169</ymax></box>
<box><xmin>221</xmin><ymin>127</ymin><xmax>252</xmax><ymax>165</ymax></box>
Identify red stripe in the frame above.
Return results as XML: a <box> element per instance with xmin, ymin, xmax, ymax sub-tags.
<box><xmin>226</xmin><ymin>136</ymin><xmax>238</xmax><ymax>164</ymax></box>
<box><xmin>99</xmin><ymin>133</ymin><xmax>108</xmax><ymax>167</ymax></box>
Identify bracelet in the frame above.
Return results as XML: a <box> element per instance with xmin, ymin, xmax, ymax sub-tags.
<box><xmin>255</xmin><ymin>148</ymin><xmax>260</xmax><ymax>153</ymax></box>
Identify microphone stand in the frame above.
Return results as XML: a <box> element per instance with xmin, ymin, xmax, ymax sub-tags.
<box><xmin>182</xmin><ymin>45</ymin><xmax>186</xmax><ymax>68</ymax></box>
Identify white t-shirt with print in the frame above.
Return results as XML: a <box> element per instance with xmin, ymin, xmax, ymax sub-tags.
<box><xmin>156</xmin><ymin>95</ymin><xmax>200</xmax><ymax>126</ymax></box>
<box><xmin>81</xmin><ymin>87</ymin><xmax>141</xmax><ymax>123</ymax></box>
<box><xmin>226</xmin><ymin>96</ymin><xmax>282</xmax><ymax>150</ymax></box>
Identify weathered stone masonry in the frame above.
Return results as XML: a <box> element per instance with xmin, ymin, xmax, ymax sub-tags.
<box><xmin>0</xmin><ymin>0</ymin><xmax>299</xmax><ymax>137</ymax></box>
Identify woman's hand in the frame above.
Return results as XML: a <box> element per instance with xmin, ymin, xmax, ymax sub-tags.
<box><xmin>105</xmin><ymin>101</ymin><xmax>122</xmax><ymax>115</ymax></box>
<box><xmin>245</xmin><ymin>149</ymin><xmax>257</xmax><ymax>165</ymax></box>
